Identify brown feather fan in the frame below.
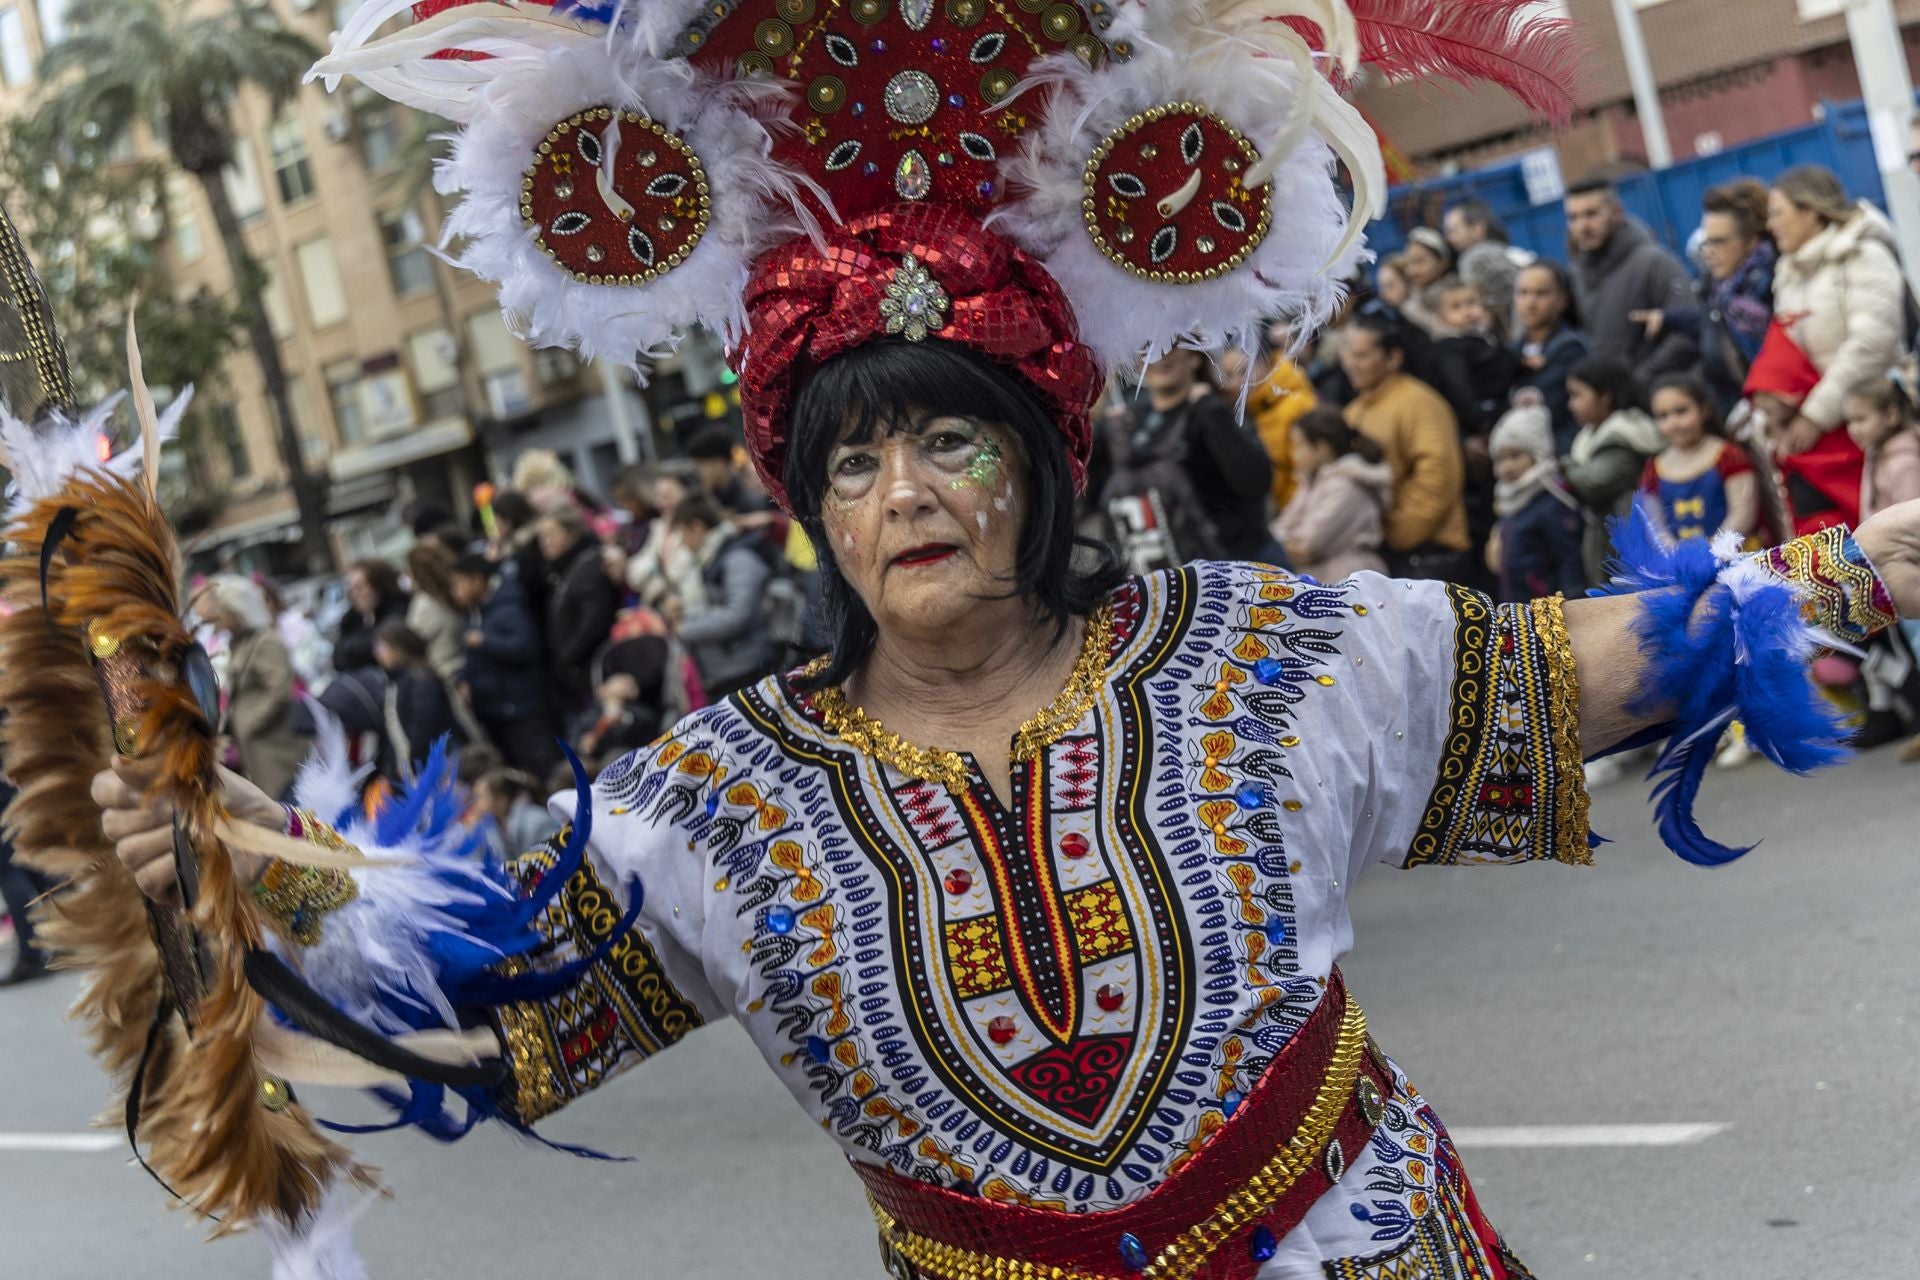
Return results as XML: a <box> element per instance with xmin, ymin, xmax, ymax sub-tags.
<box><xmin>0</xmin><ymin>464</ymin><xmax>372</xmax><ymax>1234</ymax></box>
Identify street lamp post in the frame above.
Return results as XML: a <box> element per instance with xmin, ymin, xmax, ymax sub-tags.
<box><xmin>1609</xmin><ymin>0</ymin><xmax>1673</xmax><ymax>168</ymax></box>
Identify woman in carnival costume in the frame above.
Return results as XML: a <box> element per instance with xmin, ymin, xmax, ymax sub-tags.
<box><xmin>7</xmin><ymin>2</ymin><xmax>1920</xmax><ymax>1278</ymax></box>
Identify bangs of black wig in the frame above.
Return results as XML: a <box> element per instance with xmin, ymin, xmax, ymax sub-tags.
<box><xmin>786</xmin><ymin>339</ymin><xmax>1123</xmax><ymax>692</ymax></box>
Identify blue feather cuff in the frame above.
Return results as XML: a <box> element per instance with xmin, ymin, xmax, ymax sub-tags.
<box><xmin>1596</xmin><ymin>507</ymin><xmax>1858</xmax><ymax>866</ymax></box>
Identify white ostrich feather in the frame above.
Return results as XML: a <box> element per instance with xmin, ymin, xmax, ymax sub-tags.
<box><xmin>0</xmin><ymin>387</ymin><xmax>190</xmax><ymax>526</ymax></box>
<box><xmin>263</xmin><ymin>1175</ymin><xmax>375</xmax><ymax>1280</ymax></box>
<box><xmin>991</xmin><ymin>41</ymin><xmax>1365</xmax><ymax>373</ymax></box>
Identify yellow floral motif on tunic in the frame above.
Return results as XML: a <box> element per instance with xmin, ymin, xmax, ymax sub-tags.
<box><xmin>1199</xmin><ymin>730</ymin><xmax>1237</xmax><ymax>793</ymax></box>
<box><xmin>1064</xmin><ymin>881</ymin><xmax>1133</xmax><ymax>962</ymax></box>
<box><xmin>944</xmin><ymin>916</ymin><xmax>1012</xmax><ymax>998</ymax></box>
<box><xmin>1196</xmin><ymin>800</ymin><xmax>1249</xmax><ymax>855</ymax></box>
<box><xmin>1199</xmin><ymin>664</ymin><xmax>1248</xmax><ymax>721</ymax></box>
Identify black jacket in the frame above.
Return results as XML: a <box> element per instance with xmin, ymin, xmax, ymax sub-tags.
<box><xmin>1570</xmin><ymin>219</ymin><xmax>1700</xmax><ymax>379</ymax></box>
<box><xmin>462</xmin><ymin>576</ymin><xmax>550</xmax><ymax>723</ymax></box>
<box><xmin>334</xmin><ymin>596</ymin><xmax>408</xmax><ymax>674</ymax></box>
<box><xmin>544</xmin><ymin>537</ymin><xmax>621</xmax><ymax>714</ymax></box>
<box><xmin>387</xmin><ymin>666</ymin><xmax>465</xmax><ymax>776</ymax></box>
<box><xmin>1102</xmin><ymin>393</ymin><xmax>1274</xmax><ymax>561</ymax></box>
<box><xmin>1511</xmin><ymin>325</ymin><xmax>1591</xmax><ymax>455</ymax></box>
<box><xmin>1432</xmin><ymin>334</ymin><xmax>1522</xmax><ymax>437</ymax></box>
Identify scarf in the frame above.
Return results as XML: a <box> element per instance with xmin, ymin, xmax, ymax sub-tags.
<box><xmin>1709</xmin><ymin>241</ymin><xmax>1777</xmax><ymax>363</ymax></box>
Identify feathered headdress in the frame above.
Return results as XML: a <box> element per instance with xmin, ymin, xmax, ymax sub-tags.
<box><xmin>311</xmin><ymin>0</ymin><xmax>1575</xmax><ymax>508</ymax></box>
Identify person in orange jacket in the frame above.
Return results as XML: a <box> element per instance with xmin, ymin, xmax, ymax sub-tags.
<box><xmin>1220</xmin><ymin>338</ymin><xmax>1318</xmax><ymax>513</ymax></box>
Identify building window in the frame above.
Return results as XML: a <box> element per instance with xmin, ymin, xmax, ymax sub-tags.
<box><xmin>326</xmin><ymin>360</ymin><xmax>365</xmax><ymax>446</ymax></box>
<box><xmin>352</xmin><ymin>86</ymin><xmax>400</xmax><ymax>171</ymax></box>
<box><xmin>213</xmin><ymin>404</ymin><xmax>250</xmax><ymax>480</ymax></box>
<box><xmin>534</xmin><ymin>347</ymin><xmax>579</xmax><ymax>385</ymax></box>
<box><xmin>35</xmin><ymin>0</ymin><xmax>63</xmax><ymax>45</ymax></box>
<box><xmin>0</xmin><ymin>8</ymin><xmax>32</xmax><ymax>86</ymax></box>
<box><xmin>407</xmin><ymin>327</ymin><xmax>464</xmax><ymax>420</ymax></box>
<box><xmin>381</xmin><ymin>209</ymin><xmax>432</xmax><ymax>296</ymax></box>
<box><xmin>295</xmin><ymin>237</ymin><xmax>349</xmax><ymax>329</ymax></box>
<box><xmin>223</xmin><ymin>140</ymin><xmax>266</xmax><ymax>224</ymax></box>
<box><xmin>269</xmin><ymin>112</ymin><xmax>315</xmax><ymax>206</ymax></box>
<box><xmin>166</xmin><ymin>175</ymin><xmax>201</xmax><ymax>261</ymax></box>
<box><xmin>467</xmin><ymin>309</ymin><xmax>531</xmax><ymax>418</ymax></box>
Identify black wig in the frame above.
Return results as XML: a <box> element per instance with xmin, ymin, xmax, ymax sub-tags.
<box><xmin>786</xmin><ymin>339</ymin><xmax>1124</xmax><ymax>691</ymax></box>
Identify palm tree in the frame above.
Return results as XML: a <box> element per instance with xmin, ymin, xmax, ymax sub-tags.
<box><xmin>34</xmin><ymin>0</ymin><xmax>331</xmax><ymax>572</ymax></box>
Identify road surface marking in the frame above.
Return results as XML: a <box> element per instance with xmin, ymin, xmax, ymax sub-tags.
<box><xmin>0</xmin><ymin>1132</ymin><xmax>120</xmax><ymax>1153</ymax></box>
<box><xmin>1449</xmin><ymin>1123</ymin><xmax>1729</xmax><ymax>1148</ymax></box>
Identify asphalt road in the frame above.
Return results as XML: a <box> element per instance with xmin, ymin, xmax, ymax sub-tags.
<box><xmin>2</xmin><ymin>746</ymin><xmax>1917</xmax><ymax>1279</ymax></box>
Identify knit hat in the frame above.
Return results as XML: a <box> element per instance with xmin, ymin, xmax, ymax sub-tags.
<box><xmin>1490</xmin><ymin>403</ymin><xmax>1556</xmax><ymax>465</ymax></box>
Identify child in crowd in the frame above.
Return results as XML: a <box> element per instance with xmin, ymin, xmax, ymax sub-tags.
<box><xmin>1639</xmin><ymin>375</ymin><xmax>1762</xmax><ymax>545</ymax></box>
<box><xmin>1374</xmin><ymin>254</ymin><xmax>1412</xmax><ymax>313</ymax></box>
<box><xmin>472</xmin><ymin>769</ymin><xmax>554</xmax><ymax>860</ymax></box>
<box><xmin>1846</xmin><ymin>380</ymin><xmax>1920</xmax><ymax>764</ymax></box>
<box><xmin>1563</xmin><ymin>355</ymin><xmax>1664</xmax><ymax>585</ymax></box>
<box><xmin>373</xmin><ymin>621</ymin><xmax>468</xmax><ymax>783</ymax></box>
<box><xmin>1486</xmin><ymin>403</ymin><xmax>1586</xmax><ymax>601</ymax></box>
<box><xmin>1431</xmin><ymin>277</ymin><xmax>1522</xmax><ymax>436</ymax></box>
<box><xmin>1272</xmin><ymin>407</ymin><xmax>1393</xmax><ymax>582</ymax></box>
<box><xmin>1849</xmin><ymin>380</ymin><xmax>1920</xmax><ymax>522</ymax></box>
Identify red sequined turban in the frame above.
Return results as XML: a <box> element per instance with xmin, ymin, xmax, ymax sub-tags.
<box><xmin>735</xmin><ymin>202</ymin><xmax>1100</xmax><ymax>514</ymax></box>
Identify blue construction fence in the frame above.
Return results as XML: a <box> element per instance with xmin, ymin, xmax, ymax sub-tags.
<box><xmin>1366</xmin><ymin>95</ymin><xmax>1913</xmax><ymax>267</ymax></box>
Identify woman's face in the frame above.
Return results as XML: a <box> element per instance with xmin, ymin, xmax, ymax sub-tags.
<box><xmin>1404</xmin><ymin>242</ymin><xmax>1447</xmax><ymax>287</ymax></box>
<box><xmin>347</xmin><ymin>569</ymin><xmax>376</xmax><ymax>617</ymax></box>
<box><xmin>1652</xmin><ymin>387</ymin><xmax>1707</xmax><ymax>449</ymax></box>
<box><xmin>1698</xmin><ymin>211</ymin><xmax>1755</xmax><ymax>282</ymax></box>
<box><xmin>1767</xmin><ymin>189</ymin><xmax>1826</xmax><ymax>255</ymax></box>
<box><xmin>1567</xmin><ymin>377</ymin><xmax>1608</xmax><ymax>427</ymax></box>
<box><xmin>819</xmin><ymin>415</ymin><xmax>1026</xmax><ymax>643</ymax></box>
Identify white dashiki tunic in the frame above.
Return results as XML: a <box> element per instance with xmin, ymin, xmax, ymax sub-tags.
<box><xmin>471</xmin><ymin>561</ymin><xmax>1587</xmax><ymax>1278</ymax></box>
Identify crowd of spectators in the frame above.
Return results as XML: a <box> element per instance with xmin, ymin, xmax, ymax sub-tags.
<box><xmin>1094</xmin><ymin>165</ymin><xmax>1920</xmax><ymax>765</ymax></box>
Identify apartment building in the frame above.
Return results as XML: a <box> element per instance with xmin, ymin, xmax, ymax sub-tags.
<box><xmin>0</xmin><ymin>0</ymin><xmax>681</xmax><ymax>574</ymax></box>
<box><xmin>1358</xmin><ymin>0</ymin><xmax>1920</xmax><ymax>177</ymax></box>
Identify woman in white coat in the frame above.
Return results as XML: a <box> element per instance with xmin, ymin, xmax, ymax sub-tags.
<box><xmin>1767</xmin><ymin>166</ymin><xmax>1907</xmax><ymax>459</ymax></box>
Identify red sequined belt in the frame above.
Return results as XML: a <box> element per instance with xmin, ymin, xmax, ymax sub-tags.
<box><xmin>856</xmin><ymin>969</ymin><xmax>1390</xmax><ymax>1280</ymax></box>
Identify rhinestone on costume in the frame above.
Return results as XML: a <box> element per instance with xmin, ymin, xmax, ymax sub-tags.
<box><xmin>1254</xmin><ymin>657</ymin><xmax>1284</xmax><ymax>684</ymax></box>
<box><xmin>899</xmin><ymin>0</ymin><xmax>934</xmax><ymax>29</ymax></box>
<box><xmin>1082</xmin><ymin>101</ymin><xmax>1272</xmax><ymax>283</ymax></box>
<box><xmin>969</xmin><ymin>30</ymin><xmax>1005</xmax><ymax>61</ymax></box>
<box><xmin>805</xmin><ymin>1034</ymin><xmax>831</xmax><ymax>1063</ymax></box>
<box><xmin>980</xmin><ymin>67</ymin><xmax>1016</xmax><ymax>103</ymax></box>
<box><xmin>946</xmin><ymin>0</ymin><xmax>981</xmax><ymax>23</ymax></box>
<box><xmin>894</xmin><ymin>149</ymin><xmax>934</xmax><ymax>200</ymax></box>
<box><xmin>987</xmin><ymin>1015</ymin><xmax>1017</xmax><ymax>1045</ymax></box>
<box><xmin>1249</xmin><ymin>1226</ymin><xmax>1279</xmax><ymax>1262</ymax></box>
<box><xmin>765</xmin><ymin>904</ymin><xmax>797</xmax><ymax>934</ymax></box>
<box><xmin>1323</xmin><ymin>1137</ymin><xmax>1346</xmax><ymax>1182</ymax></box>
<box><xmin>825</xmin><ymin>31</ymin><xmax>859</xmax><ymax>65</ymax></box>
<box><xmin>879</xmin><ymin>252</ymin><xmax>949</xmax><ymax>339</ymax></box>
<box><xmin>259</xmin><ymin>1075</ymin><xmax>292</xmax><ymax>1112</ymax></box>
<box><xmin>1263</xmin><ymin>917</ymin><xmax>1287</xmax><ymax>946</ymax></box>
<box><xmin>884</xmin><ymin>69</ymin><xmax>940</xmax><ymax>124</ymax></box>
<box><xmin>1235</xmin><ymin>781</ymin><xmax>1267</xmax><ymax>810</ymax></box>
<box><xmin>1223</xmin><ymin>1088</ymin><xmax>1245</xmax><ymax>1117</ymax></box>
<box><xmin>825</xmin><ymin>139</ymin><xmax>863</xmax><ymax>171</ymax></box>
<box><xmin>851</xmin><ymin>0</ymin><xmax>884</xmax><ymax>22</ymax></box>
<box><xmin>1060</xmin><ymin>832</ymin><xmax>1091</xmax><ymax>859</ymax></box>
<box><xmin>1117</xmin><ymin>1232</ymin><xmax>1150</xmax><ymax>1271</ymax></box>
<box><xmin>944</xmin><ymin>867</ymin><xmax>973</xmax><ymax>895</ymax></box>
<box><xmin>1356</xmin><ymin>1075</ymin><xmax>1386</xmax><ymax>1127</ymax></box>
<box><xmin>586</xmin><ymin>244</ymin><xmax>605</xmax><ymax>262</ymax></box>
<box><xmin>1096</xmin><ymin>983</ymin><xmax>1124</xmax><ymax>1012</ymax></box>
<box><xmin>1040</xmin><ymin>2</ymin><xmax>1079</xmax><ymax>39</ymax></box>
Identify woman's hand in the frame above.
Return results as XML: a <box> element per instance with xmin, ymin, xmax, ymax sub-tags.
<box><xmin>1855</xmin><ymin>497</ymin><xmax>1920</xmax><ymax>621</ymax></box>
<box><xmin>1775</xmin><ymin>414</ymin><xmax>1824</xmax><ymax>457</ymax></box>
<box><xmin>1629</xmin><ymin>308</ymin><xmax>1666</xmax><ymax>340</ymax></box>
<box><xmin>91</xmin><ymin>758</ymin><xmax>280</xmax><ymax>903</ymax></box>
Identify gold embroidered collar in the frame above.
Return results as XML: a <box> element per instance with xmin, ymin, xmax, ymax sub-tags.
<box><xmin>808</xmin><ymin>604</ymin><xmax>1115</xmax><ymax>791</ymax></box>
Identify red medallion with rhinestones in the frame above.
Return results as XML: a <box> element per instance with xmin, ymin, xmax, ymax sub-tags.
<box><xmin>521</xmin><ymin>107</ymin><xmax>711</xmax><ymax>285</ymax></box>
<box><xmin>1083</xmin><ymin>106</ymin><xmax>1272</xmax><ymax>282</ymax></box>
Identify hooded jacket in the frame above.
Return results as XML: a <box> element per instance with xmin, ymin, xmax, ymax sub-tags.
<box><xmin>1564</xmin><ymin>408</ymin><xmax>1664</xmax><ymax>584</ymax></box>
<box><xmin>1771</xmin><ymin>207</ymin><xmax>1906</xmax><ymax>429</ymax></box>
<box><xmin>1570</xmin><ymin>217</ymin><xmax>1700</xmax><ymax>378</ymax></box>
<box><xmin>1272</xmin><ymin>452</ymin><xmax>1393</xmax><ymax>583</ymax></box>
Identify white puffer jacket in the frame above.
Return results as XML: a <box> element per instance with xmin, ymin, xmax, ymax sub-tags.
<box><xmin>1772</xmin><ymin>205</ymin><xmax>1907</xmax><ymax>428</ymax></box>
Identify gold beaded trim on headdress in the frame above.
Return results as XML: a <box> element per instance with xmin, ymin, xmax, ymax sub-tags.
<box><xmin>810</xmin><ymin>604</ymin><xmax>1115</xmax><ymax>791</ymax></box>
